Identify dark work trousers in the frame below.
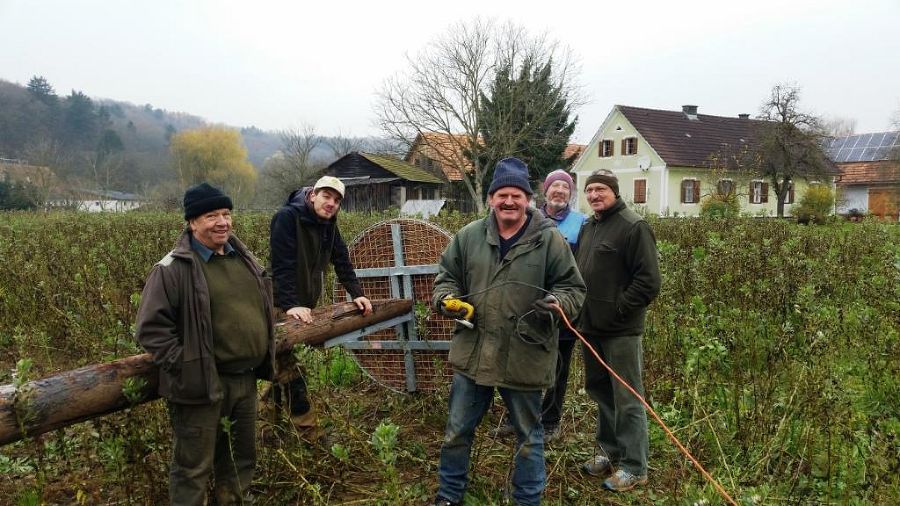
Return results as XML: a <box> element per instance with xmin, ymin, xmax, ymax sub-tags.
<box><xmin>273</xmin><ymin>375</ymin><xmax>310</xmax><ymax>416</ymax></box>
<box><xmin>540</xmin><ymin>336</ymin><xmax>577</xmax><ymax>429</ymax></box>
<box><xmin>582</xmin><ymin>333</ymin><xmax>648</xmax><ymax>476</ymax></box>
<box><xmin>167</xmin><ymin>372</ymin><xmax>258</xmax><ymax>506</ymax></box>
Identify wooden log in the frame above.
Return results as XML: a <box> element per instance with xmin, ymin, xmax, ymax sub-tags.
<box><xmin>0</xmin><ymin>298</ymin><xmax>412</xmax><ymax>446</ymax></box>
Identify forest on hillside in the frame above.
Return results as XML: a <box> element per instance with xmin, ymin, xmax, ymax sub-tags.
<box><xmin>0</xmin><ymin>76</ymin><xmax>375</xmax><ymax>206</ymax></box>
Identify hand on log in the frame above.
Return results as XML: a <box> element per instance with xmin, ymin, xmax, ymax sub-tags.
<box><xmin>0</xmin><ymin>298</ymin><xmax>412</xmax><ymax>446</ymax></box>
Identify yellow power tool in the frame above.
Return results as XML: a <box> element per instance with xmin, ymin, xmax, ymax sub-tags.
<box><xmin>441</xmin><ymin>298</ymin><xmax>475</xmax><ymax>329</ymax></box>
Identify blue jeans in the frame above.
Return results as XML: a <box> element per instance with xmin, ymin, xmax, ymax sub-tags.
<box><xmin>437</xmin><ymin>373</ymin><xmax>545</xmax><ymax>506</ymax></box>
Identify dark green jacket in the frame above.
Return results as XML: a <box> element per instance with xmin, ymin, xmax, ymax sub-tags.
<box><xmin>575</xmin><ymin>199</ymin><xmax>660</xmax><ymax>338</ymax></box>
<box><xmin>433</xmin><ymin>208</ymin><xmax>586</xmax><ymax>390</ymax></box>
<box><xmin>135</xmin><ymin>229</ymin><xmax>276</xmax><ymax>404</ymax></box>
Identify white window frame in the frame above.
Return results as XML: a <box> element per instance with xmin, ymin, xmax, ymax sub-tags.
<box><xmin>600</xmin><ymin>139</ymin><xmax>614</xmax><ymax>157</ymax></box>
<box><xmin>750</xmin><ymin>180</ymin><xmax>765</xmax><ymax>204</ymax></box>
<box><xmin>681</xmin><ymin>178</ymin><xmax>699</xmax><ymax>204</ymax></box>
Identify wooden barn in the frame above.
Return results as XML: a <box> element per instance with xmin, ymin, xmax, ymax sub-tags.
<box><xmin>323</xmin><ymin>152</ymin><xmax>446</xmax><ymax>212</ymax></box>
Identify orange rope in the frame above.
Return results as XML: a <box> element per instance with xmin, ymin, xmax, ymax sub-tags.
<box><xmin>556</xmin><ymin>307</ymin><xmax>739</xmax><ymax>506</ymax></box>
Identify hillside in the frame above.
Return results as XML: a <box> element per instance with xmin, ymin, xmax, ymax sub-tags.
<box><xmin>0</xmin><ymin>77</ymin><xmax>348</xmax><ymax>195</ymax></box>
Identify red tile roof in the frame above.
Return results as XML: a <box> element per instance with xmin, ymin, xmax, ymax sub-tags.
<box><xmin>618</xmin><ymin>105</ymin><xmax>765</xmax><ymax>168</ymax></box>
<box><xmin>563</xmin><ymin>143</ymin><xmax>585</xmax><ymax>162</ymax></box>
<box><xmin>405</xmin><ymin>132</ymin><xmax>479</xmax><ymax>181</ymax></box>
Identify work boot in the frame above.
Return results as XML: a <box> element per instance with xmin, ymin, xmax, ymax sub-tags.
<box><xmin>581</xmin><ymin>455</ymin><xmax>614</xmax><ymax>477</ymax></box>
<box><xmin>290</xmin><ymin>406</ymin><xmax>317</xmax><ymax>429</ymax></box>
<box><xmin>603</xmin><ymin>469</ymin><xmax>648</xmax><ymax>492</ymax></box>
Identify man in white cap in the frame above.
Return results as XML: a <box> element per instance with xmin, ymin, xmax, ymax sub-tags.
<box><xmin>269</xmin><ymin>176</ymin><xmax>372</xmax><ymax>427</ymax></box>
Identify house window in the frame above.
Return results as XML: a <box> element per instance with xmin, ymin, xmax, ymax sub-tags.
<box><xmin>622</xmin><ymin>137</ymin><xmax>638</xmax><ymax>156</ymax></box>
<box><xmin>717</xmin><ymin>179</ymin><xmax>735</xmax><ymax>196</ymax></box>
<box><xmin>750</xmin><ymin>181</ymin><xmax>769</xmax><ymax>204</ymax></box>
<box><xmin>633</xmin><ymin>179</ymin><xmax>647</xmax><ymax>204</ymax></box>
<box><xmin>782</xmin><ymin>180</ymin><xmax>794</xmax><ymax>204</ymax></box>
<box><xmin>681</xmin><ymin>179</ymin><xmax>700</xmax><ymax>204</ymax></box>
<box><xmin>600</xmin><ymin>139</ymin><xmax>614</xmax><ymax>157</ymax></box>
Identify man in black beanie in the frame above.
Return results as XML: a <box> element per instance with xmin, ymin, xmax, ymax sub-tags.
<box><xmin>576</xmin><ymin>169</ymin><xmax>660</xmax><ymax>493</ymax></box>
<box><xmin>136</xmin><ymin>182</ymin><xmax>275</xmax><ymax>504</ymax></box>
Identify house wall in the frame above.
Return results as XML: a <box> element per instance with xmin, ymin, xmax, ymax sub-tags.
<box><xmin>665</xmin><ymin>167</ymin><xmax>817</xmax><ymax>217</ymax></box>
<box><xmin>836</xmin><ymin>186</ymin><xmax>868</xmax><ymax>214</ymax></box>
<box><xmin>572</xmin><ymin>108</ymin><xmax>666</xmax><ymax>214</ymax></box>
<box><xmin>47</xmin><ymin>199</ymin><xmax>144</xmax><ymax>212</ymax></box>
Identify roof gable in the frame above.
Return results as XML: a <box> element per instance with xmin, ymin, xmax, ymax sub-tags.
<box><xmin>617</xmin><ymin>105</ymin><xmax>765</xmax><ymax>168</ymax></box>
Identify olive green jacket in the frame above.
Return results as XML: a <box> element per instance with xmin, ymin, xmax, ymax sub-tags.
<box><xmin>433</xmin><ymin>208</ymin><xmax>586</xmax><ymax>390</ymax></box>
<box><xmin>136</xmin><ymin>229</ymin><xmax>276</xmax><ymax>404</ymax></box>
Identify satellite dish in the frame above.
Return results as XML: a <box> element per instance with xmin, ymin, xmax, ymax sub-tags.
<box><xmin>638</xmin><ymin>156</ymin><xmax>651</xmax><ymax>171</ymax></box>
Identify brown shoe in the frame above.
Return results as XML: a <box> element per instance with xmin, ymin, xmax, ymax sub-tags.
<box><xmin>290</xmin><ymin>409</ymin><xmax>317</xmax><ymax>428</ymax></box>
<box><xmin>581</xmin><ymin>455</ymin><xmax>614</xmax><ymax>477</ymax></box>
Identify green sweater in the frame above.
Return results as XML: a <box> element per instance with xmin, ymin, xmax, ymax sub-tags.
<box><xmin>199</xmin><ymin>254</ymin><xmax>270</xmax><ymax>373</ymax></box>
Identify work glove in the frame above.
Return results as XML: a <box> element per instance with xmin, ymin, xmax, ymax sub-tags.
<box><xmin>532</xmin><ymin>294</ymin><xmax>560</xmax><ymax>316</ymax></box>
<box><xmin>438</xmin><ymin>297</ymin><xmax>471</xmax><ymax>319</ymax></box>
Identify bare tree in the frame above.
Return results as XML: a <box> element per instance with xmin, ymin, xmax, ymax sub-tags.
<box><xmin>260</xmin><ymin>125</ymin><xmax>325</xmax><ymax>203</ymax></box>
<box><xmin>822</xmin><ymin>116</ymin><xmax>857</xmax><ymax>138</ymax></box>
<box><xmin>376</xmin><ymin>19</ymin><xmax>582</xmax><ymax>213</ymax></box>
<box><xmin>326</xmin><ymin>131</ymin><xmax>365</xmax><ymax>161</ymax></box>
<box><xmin>754</xmin><ymin>84</ymin><xmax>832</xmax><ymax>218</ymax></box>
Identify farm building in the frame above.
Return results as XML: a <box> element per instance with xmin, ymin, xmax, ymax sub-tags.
<box><xmin>571</xmin><ymin>105</ymin><xmax>836</xmax><ymax>217</ymax></box>
<box><xmin>323</xmin><ymin>152</ymin><xmax>445</xmax><ymax>212</ymax></box>
<box><xmin>825</xmin><ymin>131</ymin><xmax>899</xmax><ymax>221</ymax></box>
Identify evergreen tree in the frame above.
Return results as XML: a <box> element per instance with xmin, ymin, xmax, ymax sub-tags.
<box><xmin>26</xmin><ymin>76</ymin><xmax>58</xmax><ymax>106</ymax></box>
<box><xmin>478</xmin><ymin>58</ymin><xmax>577</xmax><ymax>194</ymax></box>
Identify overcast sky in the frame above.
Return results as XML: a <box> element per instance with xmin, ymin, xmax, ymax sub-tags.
<box><xmin>1</xmin><ymin>0</ymin><xmax>898</xmax><ymax>143</ymax></box>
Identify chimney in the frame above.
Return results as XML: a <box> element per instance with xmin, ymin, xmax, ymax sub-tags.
<box><xmin>738</xmin><ymin>113</ymin><xmax>750</xmax><ymax>119</ymax></box>
<box><xmin>682</xmin><ymin>105</ymin><xmax>699</xmax><ymax>120</ymax></box>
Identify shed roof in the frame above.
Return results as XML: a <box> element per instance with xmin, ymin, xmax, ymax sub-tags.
<box><xmin>361</xmin><ymin>152</ymin><xmax>445</xmax><ymax>183</ymax></box>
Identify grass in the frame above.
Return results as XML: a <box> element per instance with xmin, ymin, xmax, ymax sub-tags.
<box><xmin>0</xmin><ymin>210</ymin><xmax>898</xmax><ymax>504</ymax></box>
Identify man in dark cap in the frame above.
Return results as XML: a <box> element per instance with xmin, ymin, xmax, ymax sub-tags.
<box><xmin>576</xmin><ymin>169</ymin><xmax>660</xmax><ymax>492</ymax></box>
<box><xmin>136</xmin><ymin>182</ymin><xmax>275</xmax><ymax>505</ymax></box>
<box><xmin>430</xmin><ymin>158</ymin><xmax>586</xmax><ymax>506</ymax></box>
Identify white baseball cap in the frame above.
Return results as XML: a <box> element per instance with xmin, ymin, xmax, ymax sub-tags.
<box><xmin>313</xmin><ymin>176</ymin><xmax>345</xmax><ymax>198</ymax></box>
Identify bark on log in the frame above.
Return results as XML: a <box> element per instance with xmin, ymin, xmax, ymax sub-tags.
<box><xmin>0</xmin><ymin>299</ymin><xmax>411</xmax><ymax>446</ymax></box>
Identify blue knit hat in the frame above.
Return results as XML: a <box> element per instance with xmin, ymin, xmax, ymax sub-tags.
<box><xmin>488</xmin><ymin>157</ymin><xmax>533</xmax><ymax>196</ymax></box>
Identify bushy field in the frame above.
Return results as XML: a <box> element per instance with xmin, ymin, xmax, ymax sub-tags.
<box><xmin>0</xmin><ymin>211</ymin><xmax>897</xmax><ymax>505</ymax></box>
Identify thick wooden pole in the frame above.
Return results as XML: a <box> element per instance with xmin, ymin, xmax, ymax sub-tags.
<box><xmin>0</xmin><ymin>299</ymin><xmax>412</xmax><ymax>446</ymax></box>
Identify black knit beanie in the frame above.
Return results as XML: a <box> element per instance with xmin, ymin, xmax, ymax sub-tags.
<box><xmin>584</xmin><ymin>173</ymin><xmax>620</xmax><ymax>197</ymax></box>
<box><xmin>488</xmin><ymin>157</ymin><xmax>533</xmax><ymax>196</ymax></box>
<box><xmin>183</xmin><ymin>182</ymin><xmax>233</xmax><ymax>220</ymax></box>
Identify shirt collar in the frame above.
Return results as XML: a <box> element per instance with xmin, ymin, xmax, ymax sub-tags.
<box><xmin>541</xmin><ymin>203</ymin><xmax>570</xmax><ymax>222</ymax></box>
<box><xmin>190</xmin><ymin>234</ymin><xmax>234</xmax><ymax>262</ymax></box>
